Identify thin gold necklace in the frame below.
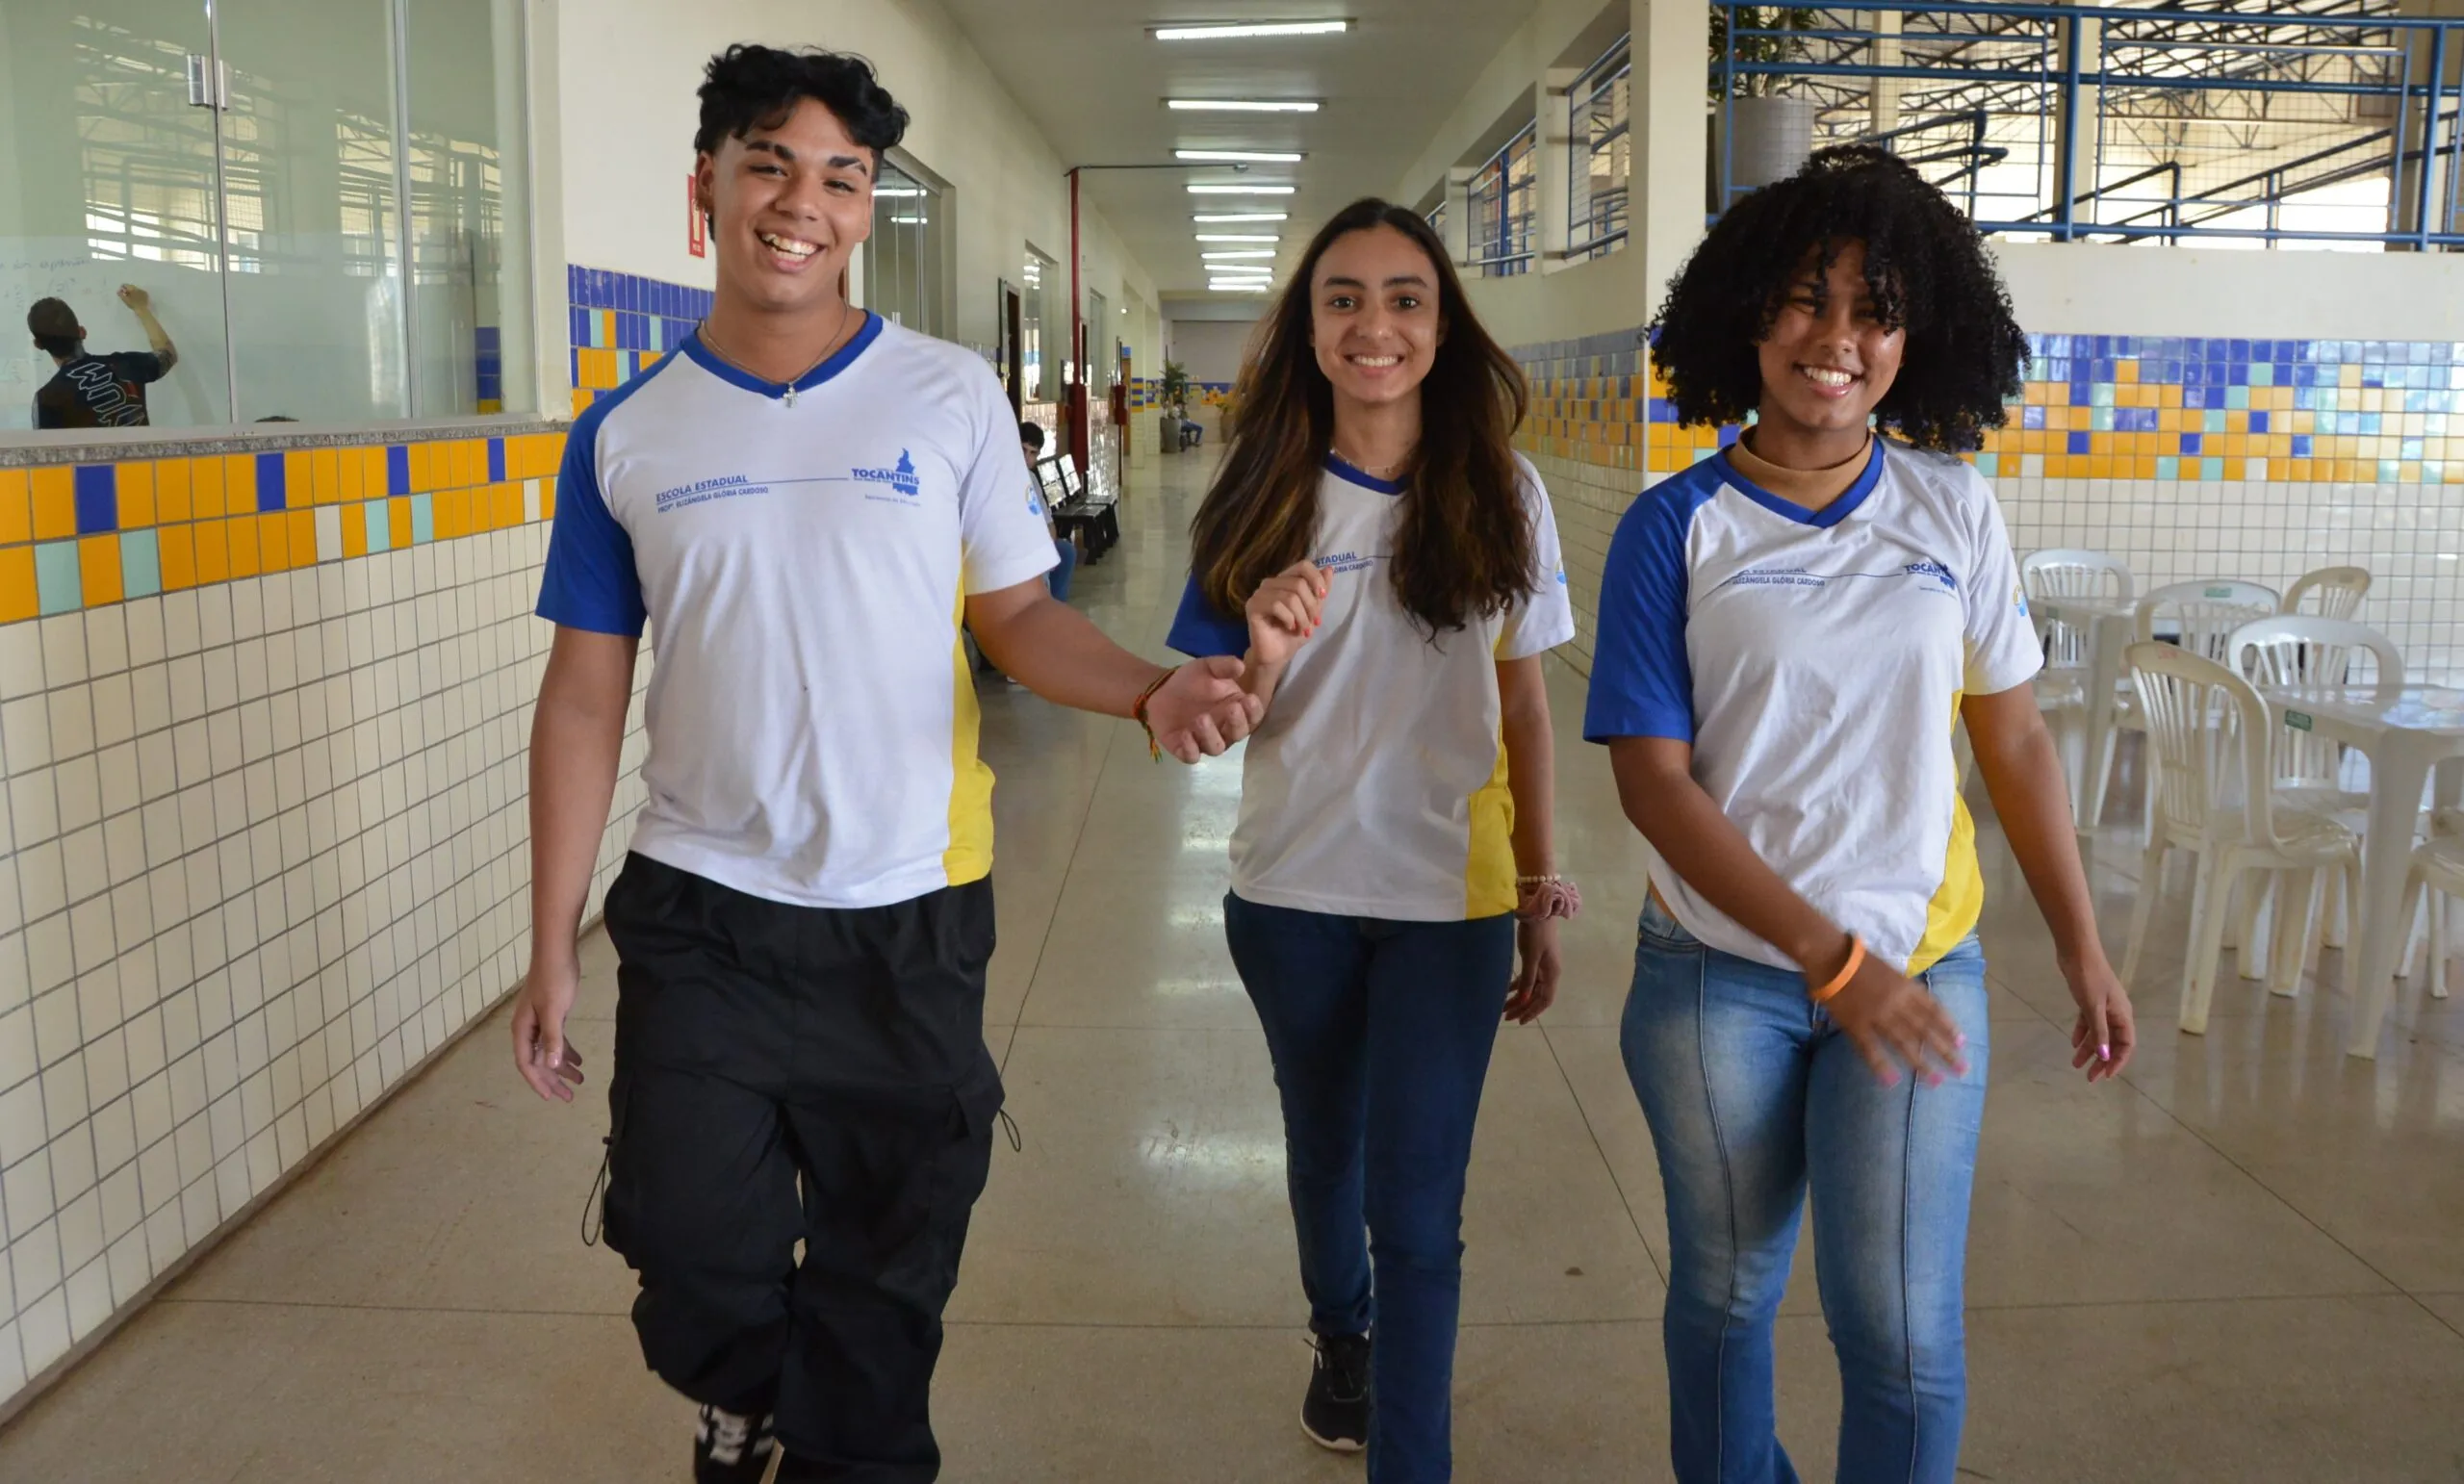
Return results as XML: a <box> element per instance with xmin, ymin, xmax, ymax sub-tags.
<box><xmin>699</xmin><ymin>298</ymin><xmax>857</xmax><ymax>408</ymax></box>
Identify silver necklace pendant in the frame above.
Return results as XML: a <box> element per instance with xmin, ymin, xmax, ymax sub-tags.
<box><xmin>783</xmin><ymin>384</ymin><xmax>797</xmax><ymax>409</ymax></box>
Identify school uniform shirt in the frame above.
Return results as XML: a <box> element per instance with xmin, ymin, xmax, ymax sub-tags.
<box><xmin>1168</xmin><ymin>454</ymin><xmax>1577</xmax><ymax>922</ymax></box>
<box><xmin>1581</xmin><ymin>440</ymin><xmax>2041</xmax><ymax>974</ymax></box>
<box><xmin>536</xmin><ymin>314</ymin><xmax>1060</xmax><ymax>910</ymax></box>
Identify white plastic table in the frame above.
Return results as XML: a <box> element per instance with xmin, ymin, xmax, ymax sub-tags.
<box><xmin>2264</xmin><ymin>684</ymin><xmax>2464</xmax><ymax>1059</ymax></box>
<box><xmin>2036</xmin><ymin>598</ymin><xmax>2137</xmax><ymax>829</ymax></box>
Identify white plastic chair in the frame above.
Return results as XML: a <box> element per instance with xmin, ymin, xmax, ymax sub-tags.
<box><xmin>2399</xmin><ymin>836</ymin><xmax>2464</xmax><ymax>1001</ymax></box>
<box><xmin>2225</xmin><ymin>616</ymin><xmax>2405</xmax><ymax>963</ymax></box>
<box><xmin>2282</xmin><ymin>566</ymin><xmax>2372</xmax><ymax>621</ymax></box>
<box><xmin>2085</xmin><ymin>580</ymin><xmax>2283</xmax><ymax>842</ymax></box>
<box><xmin>2021</xmin><ymin>550</ymin><xmax>2134</xmax><ymax>805</ymax></box>
<box><xmin>2022</xmin><ymin>549</ymin><xmax>2135</xmax><ymax>668</ymax></box>
<box><xmin>2118</xmin><ymin>642</ymin><xmax>2361</xmax><ymax>1034</ymax></box>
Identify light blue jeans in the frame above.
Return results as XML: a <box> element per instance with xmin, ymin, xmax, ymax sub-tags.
<box><xmin>1621</xmin><ymin>893</ymin><xmax>1989</xmax><ymax>1484</ymax></box>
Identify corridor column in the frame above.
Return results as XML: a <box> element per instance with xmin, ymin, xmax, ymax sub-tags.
<box><xmin>1631</xmin><ymin>0</ymin><xmax>1710</xmax><ymax>322</ymax></box>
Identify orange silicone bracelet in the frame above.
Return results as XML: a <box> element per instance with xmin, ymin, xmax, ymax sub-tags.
<box><xmin>1810</xmin><ymin>934</ymin><xmax>1866</xmax><ymax>1004</ymax></box>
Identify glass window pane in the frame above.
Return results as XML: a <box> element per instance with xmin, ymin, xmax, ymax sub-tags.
<box><xmin>406</xmin><ymin>0</ymin><xmax>533</xmax><ymax>417</ymax></box>
<box><xmin>1</xmin><ymin>0</ymin><xmax>235</xmax><ymax>430</ymax></box>
<box><xmin>214</xmin><ymin>0</ymin><xmax>407</xmax><ymax>422</ymax></box>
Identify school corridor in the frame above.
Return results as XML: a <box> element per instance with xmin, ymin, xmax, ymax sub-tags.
<box><xmin>0</xmin><ymin>451</ymin><xmax>2456</xmax><ymax>1482</ymax></box>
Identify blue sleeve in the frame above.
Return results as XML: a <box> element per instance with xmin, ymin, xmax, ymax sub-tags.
<box><xmin>1581</xmin><ymin>483</ymin><xmax>1699</xmax><ymax>744</ymax></box>
<box><xmin>535</xmin><ymin>412</ymin><xmax>647</xmax><ymax>637</ymax></box>
<box><xmin>1166</xmin><ymin>573</ymin><xmax>1247</xmax><ymax>658</ymax></box>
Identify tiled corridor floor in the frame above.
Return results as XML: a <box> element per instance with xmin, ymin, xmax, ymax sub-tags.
<box><xmin>4</xmin><ymin>453</ymin><xmax>2462</xmax><ymax>1482</ymax></box>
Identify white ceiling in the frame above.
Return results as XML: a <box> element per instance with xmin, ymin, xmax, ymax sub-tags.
<box><xmin>937</xmin><ymin>2</ymin><xmax>1536</xmax><ymax>304</ymax></box>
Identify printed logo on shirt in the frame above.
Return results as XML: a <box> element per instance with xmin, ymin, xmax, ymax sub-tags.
<box><xmin>1314</xmin><ymin>550</ymin><xmax>1377</xmax><ymax>576</ymax></box>
<box><xmin>2013</xmin><ymin>580</ymin><xmax>2030</xmax><ymax>617</ymax></box>
<box><xmin>1555</xmin><ymin>567</ymin><xmax>1569</xmax><ymax>586</ymax></box>
<box><xmin>1904</xmin><ymin>559</ymin><xmax>1960</xmax><ymax>593</ymax></box>
<box><xmin>853</xmin><ymin>448</ymin><xmax>924</xmax><ymax>502</ymax></box>
<box><xmin>654</xmin><ymin>473</ymin><xmax>763</xmax><ymax>514</ymax></box>
<box><xmin>1711</xmin><ymin>561</ymin><xmax>1959</xmax><ymax>597</ymax></box>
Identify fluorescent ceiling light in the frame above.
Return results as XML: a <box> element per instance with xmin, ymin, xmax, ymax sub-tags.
<box><xmin>1189</xmin><ymin>185</ymin><xmax>1296</xmax><ymax>194</ymax></box>
<box><xmin>889</xmin><ymin>216</ymin><xmax>927</xmax><ymax>224</ymax></box>
<box><xmin>1193</xmin><ymin>212</ymin><xmax>1289</xmax><ymax>223</ymax></box>
<box><xmin>1194</xmin><ymin>234</ymin><xmax>1279</xmax><ymax>243</ymax></box>
<box><xmin>1207</xmin><ymin>268</ymin><xmax>1275</xmax><ymax>278</ymax></box>
<box><xmin>1209</xmin><ymin>283</ymin><xmax>1272</xmax><ymax>293</ymax></box>
<box><xmin>1176</xmin><ymin>149</ymin><xmax>1304</xmax><ymax>164</ymax></box>
<box><xmin>1155</xmin><ymin>20</ymin><xmax>1351</xmax><ymax>40</ymax></box>
<box><xmin>874</xmin><ymin>187</ymin><xmax>926</xmax><ymax>197</ymax></box>
<box><xmin>1168</xmin><ymin>99</ymin><xmax>1321</xmax><ymax>113</ymax></box>
<box><xmin>1202</xmin><ymin>250</ymin><xmax>1277</xmax><ymax>259</ymax></box>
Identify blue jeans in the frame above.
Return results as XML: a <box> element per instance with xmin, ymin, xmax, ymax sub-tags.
<box><xmin>1621</xmin><ymin>894</ymin><xmax>1989</xmax><ymax>1484</ymax></box>
<box><xmin>1222</xmin><ymin>893</ymin><xmax>1517</xmax><ymax>1484</ymax></box>
<box><xmin>1047</xmin><ymin>536</ymin><xmax>1077</xmax><ymax>601</ymax></box>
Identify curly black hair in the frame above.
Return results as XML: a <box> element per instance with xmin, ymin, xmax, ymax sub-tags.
<box><xmin>1652</xmin><ymin>144</ymin><xmax>2026</xmax><ymax>452</ymax></box>
<box><xmin>694</xmin><ymin>44</ymin><xmax>910</xmax><ymax>162</ymax></box>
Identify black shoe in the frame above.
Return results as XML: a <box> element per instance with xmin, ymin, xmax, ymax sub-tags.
<box><xmin>693</xmin><ymin>1403</ymin><xmax>776</xmax><ymax>1483</ymax></box>
<box><xmin>1300</xmin><ymin>1331</ymin><xmax>1371</xmax><ymax>1453</ymax></box>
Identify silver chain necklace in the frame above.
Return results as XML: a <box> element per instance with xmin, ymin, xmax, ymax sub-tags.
<box><xmin>699</xmin><ymin>298</ymin><xmax>856</xmax><ymax>408</ymax></box>
<box><xmin>1333</xmin><ymin>444</ymin><xmax>1409</xmax><ymax>479</ymax></box>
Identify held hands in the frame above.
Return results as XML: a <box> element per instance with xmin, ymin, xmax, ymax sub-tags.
<box><xmin>1245</xmin><ymin>559</ymin><xmax>1328</xmax><ymax>669</ymax></box>
<box><xmin>1812</xmin><ymin>940</ymin><xmax>1968</xmax><ymax>1088</ymax></box>
<box><xmin>1142</xmin><ymin>656</ymin><xmax>1266</xmax><ymax>762</ymax></box>
<box><xmin>509</xmin><ymin>954</ymin><xmax>588</xmax><ymax>1103</ymax></box>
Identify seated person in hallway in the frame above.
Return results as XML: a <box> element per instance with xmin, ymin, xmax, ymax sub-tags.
<box><xmin>1018</xmin><ymin>418</ymin><xmax>1076</xmax><ymax>601</ymax></box>
<box><xmin>1168</xmin><ymin>199</ymin><xmax>1579</xmax><ymax>1482</ymax></box>
<box><xmin>509</xmin><ymin>44</ymin><xmax>1262</xmax><ymax>1484</ymax></box>
<box><xmin>28</xmin><ymin>286</ymin><xmax>177</xmax><ymax>428</ymax></box>
<box><xmin>1583</xmin><ymin>146</ymin><xmax>2136</xmax><ymax>1484</ymax></box>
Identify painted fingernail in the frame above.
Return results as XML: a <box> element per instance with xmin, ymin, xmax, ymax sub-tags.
<box><xmin>2099</xmin><ymin>1043</ymin><xmax>2111</xmax><ymax>1061</ymax></box>
<box><xmin>1956</xmin><ymin>1034</ymin><xmax>1968</xmax><ymax>1048</ymax></box>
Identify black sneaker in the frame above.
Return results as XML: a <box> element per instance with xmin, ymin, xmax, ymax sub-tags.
<box><xmin>1300</xmin><ymin>1331</ymin><xmax>1371</xmax><ymax>1453</ymax></box>
<box><xmin>694</xmin><ymin>1403</ymin><xmax>776</xmax><ymax>1483</ymax></box>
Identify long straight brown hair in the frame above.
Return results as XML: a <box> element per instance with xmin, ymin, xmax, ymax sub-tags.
<box><xmin>1189</xmin><ymin>198</ymin><xmax>1533</xmax><ymax>637</ymax></box>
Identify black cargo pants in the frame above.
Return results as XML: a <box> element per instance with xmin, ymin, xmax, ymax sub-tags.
<box><xmin>599</xmin><ymin>853</ymin><xmax>1002</xmax><ymax>1483</ymax></box>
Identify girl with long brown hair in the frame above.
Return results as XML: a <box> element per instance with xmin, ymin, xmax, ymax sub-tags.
<box><xmin>1166</xmin><ymin>198</ymin><xmax>1578</xmax><ymax>1482</ymax></box>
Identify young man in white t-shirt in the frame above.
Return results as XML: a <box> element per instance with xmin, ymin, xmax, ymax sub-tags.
<box><xmin>509</xmin><ymin>46</ymin><xmax>1261</xmax><ymax>1484</ymax></box>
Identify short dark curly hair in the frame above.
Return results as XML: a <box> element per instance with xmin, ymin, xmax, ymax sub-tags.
<box><xmin>1652</xmin><ymin>144</ymin><xmax>2026</xmax><ymax>452</ymax></box>
<box><xmin>694</xmin><ymin>44</ymin><xmax>910</xmax><ymax>164</ymax></box>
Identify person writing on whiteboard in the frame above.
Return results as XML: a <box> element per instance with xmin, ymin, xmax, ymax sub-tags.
<box><xmin>28</xmin><ymin>287</ymin><xmax>177</xmax><ymax>429</ymax></box>
<box><xmin>507</xmin><ymin>44</ymin><xmax>1261</xmax><ymax>1484</ymax></box>
<box><xmin>1167</xmin><ymin>199</ymin><xmax>1578</xmax><ymax>1481</ymax></box>
<box><xmin>1583</xmin><ymin>146</ymin><xmax>2136</xmax><ymax>1484</ymax></box>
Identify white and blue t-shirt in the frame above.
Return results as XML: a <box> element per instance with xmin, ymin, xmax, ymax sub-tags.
<box><xmin>1168</xmin><ymin>454</ymin><xmax>1577</xmax><ymax>922</ymax></box>
<box><xmin>537</xmin><ymin>315</ymin><xmax>1060</xmax><ymax>909</ymax></box>
<box><xmin>1582</xmin><ymin>441</ymin><xmax>2041</xmax><ymax>973</ymax></box>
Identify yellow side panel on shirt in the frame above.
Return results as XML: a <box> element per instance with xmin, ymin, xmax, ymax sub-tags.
<box><xmin>1463</xmin><ymin>727</ymin><xmax>1518</xmax><ymax>920</ymax></box>
<box><xmin>943</xmin><ymin>582</ymin><xmax>996</xmax><ymax>887</ymax></box>
<box><xmin>1910</xmin><ymin>691</ymin><xmax>1983</xmax><ymax>974</ymax></box>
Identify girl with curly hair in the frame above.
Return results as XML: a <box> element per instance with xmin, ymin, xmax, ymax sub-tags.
<box><xmin>1583</xmin><ymin>146</ymin><xmax>2137</xmax><ymax>1482</ymax></box>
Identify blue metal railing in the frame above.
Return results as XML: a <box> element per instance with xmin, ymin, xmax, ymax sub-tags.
<box><xmin>1711</xmin><ymin>0</ymin><xmax>2464</xmax><ymax>249</ymax></box>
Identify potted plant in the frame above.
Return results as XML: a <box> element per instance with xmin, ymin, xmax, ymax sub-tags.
<box><xmin>1159</xmin><ymin>360</ymin><xmax>1193</xmax><ymax>454</ymax></box>
<box><xmin>1709</xmin><ymin>4</ymin><xmax>1823</xmax><ymax>210</ymax></box>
